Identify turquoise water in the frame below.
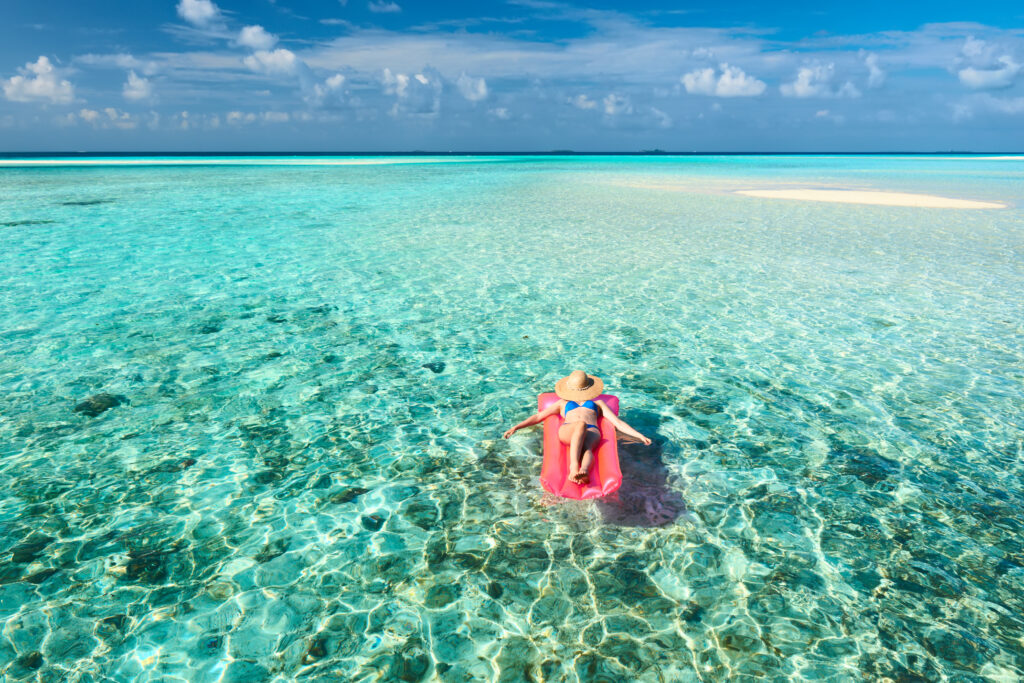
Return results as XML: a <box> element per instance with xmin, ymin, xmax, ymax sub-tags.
<box><xmin>0</xmin><ymin>155</ymin><xmax>1022</xmax><ymax>681</ymax></box>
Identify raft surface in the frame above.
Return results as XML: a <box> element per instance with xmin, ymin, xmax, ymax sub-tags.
<box><xmin>538</xmin><ymin>392</ymin><xmax>621</xmax><ymax>499</ymax></box>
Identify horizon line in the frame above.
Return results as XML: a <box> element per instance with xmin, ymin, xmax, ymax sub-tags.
<box><xmin>2</xmin><ymin>150</ymin><xmax>1022</xmax><ymax>158</ymax></box>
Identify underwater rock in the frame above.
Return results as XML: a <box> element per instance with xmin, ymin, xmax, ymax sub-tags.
<box><xmin>255</xmin><ymin>538</ymin><xmax>290</xmax><ymax>563</ymax></box>
<box><xmin>424</xmin><ymin>584</ymin><xmax>460</xmax><ymax>608</ymax></box>
<box><xmin>361</xmin><ymin>514</ymin><xmax>386</xmax><ymax>532</ymax></box>
<box><xmin>15</xmin><ymin>651</ymin><xmax>43</xmax><ymax>671</ymax></box>
<box><xmin>304</xmin><ymin>635</ymin><xmax>328</xmax><ymax>662</ymax></box>
<box><xmin>306</xmin><ymin>304</ymin><xmax>337</xmax><ymax>315</ymax></box>
<box><xmin>73</xmin><ymin>393</ymin><xmax>127</xmax><ymax>417</ymax></box>
<box><xmin>422</xmin><ymin>361</ymin><xmax>446</xmax><ymax>374</ymax></box>
<box><xmin>264</xmin><ymin>351</ymin><xmax>283</xmax><ymax>359</ymax></box>
<box><xmin>266</xmin><ymin>314</ymin><xmax>287</xmax><ymax>323</ymax></box>
<box><xmin>486</xmin><ymin>582</ymin><xmax>503</xmax><ymax>599</ymax></box>
<box><xmin>323</xmin><ymin>354</ymin><xmax>340</xmax><ymax>363</ymax></box>
<box><xmin>330</xmin><ymin>487</ymin><xmax>368</xmax><ymax>504</ymax></box>
<box><xmin>198</xmin><ymin>323</ymin><xmax>222</xmax><ymax>334</ymax></box>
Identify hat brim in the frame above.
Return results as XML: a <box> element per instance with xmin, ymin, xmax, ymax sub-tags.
<box><xmin>554</xmin><ymin>374</ymin><xmax>604</xmax><ymax>401</ymax></box>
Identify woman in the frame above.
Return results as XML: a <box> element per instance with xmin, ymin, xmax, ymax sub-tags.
<box><xmin>503</xmin><ymin>370</ymin><xmax>651</xmax><ymax>485</ymax></box>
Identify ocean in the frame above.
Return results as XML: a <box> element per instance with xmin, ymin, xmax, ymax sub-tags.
<box><xmin>1</xmin><ymin>155</ymin><xmax>1022</xmax><ymax>681</ymax></box>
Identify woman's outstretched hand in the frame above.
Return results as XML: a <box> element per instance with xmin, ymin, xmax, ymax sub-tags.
<box><xmin>503</xmin><ymin>427</ymin><xmax>517</xmax><ymax>439</ymax></box>
<box><xmin>640</xmin><ymin>435</ymin><xmax>652</xmax><ymax>446</ymax></box>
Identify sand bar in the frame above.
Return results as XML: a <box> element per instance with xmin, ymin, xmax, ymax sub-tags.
<box><xmin>0</xmin><ymin>158</ymin><xmax>486</xmax><ymax>167</ymax></box>
<box><xmin>736</xmin><ymin>189</ymin><xmax>1006</xmax><ymax>209</ymax></box>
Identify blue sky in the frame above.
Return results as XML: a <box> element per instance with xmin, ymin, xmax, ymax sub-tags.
<box><xmin>1</xmin><ymin>0</ymin><xmax>1022</xmax><ymax>151</ymax></box>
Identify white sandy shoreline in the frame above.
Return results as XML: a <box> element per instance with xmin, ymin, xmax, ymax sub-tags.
<box><xmin>0</xmin><ymin>158</ymin><xmax>484</xmax><ymax>167</ymax></box>
<box><xmin>735</xmin><ymin>189</ymin><xmax>1006</xmax><ymax>209</ymax></box>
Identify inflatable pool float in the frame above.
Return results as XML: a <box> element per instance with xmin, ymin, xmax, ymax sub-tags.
<box><xmin>538</xmin><ymin>392</ymin><xmax>622</xmax><ymax>499</ymax></box>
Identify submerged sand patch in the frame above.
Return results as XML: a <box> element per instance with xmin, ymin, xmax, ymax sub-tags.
<box><xmin>736</xmin><ymin>189</ymin><xmax>1006</xmax><ymax>209</ymax></box>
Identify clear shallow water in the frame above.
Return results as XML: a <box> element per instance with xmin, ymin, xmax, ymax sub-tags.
<box><xmin>0</xmin><ymin>155</ymin><xmax>1022</xmax><ymax>681</ymax></box>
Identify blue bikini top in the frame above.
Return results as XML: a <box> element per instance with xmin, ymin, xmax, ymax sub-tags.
<box><xmin>564</xmin><ymin>399</ymin><xmax>597</xmax><ymax>414</ymax></box>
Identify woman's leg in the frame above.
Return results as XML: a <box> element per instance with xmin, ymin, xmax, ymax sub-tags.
<box><xmin>559</xmin><ymin>422</ymin><xmax>587</xmax><ymax>480</ymax></box>
<box><xmin>576</xmin><ymin>429</ymin><xmax>600</xmax><ymax>483</ymax></box>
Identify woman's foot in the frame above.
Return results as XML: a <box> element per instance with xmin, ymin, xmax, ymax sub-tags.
<box><xmin>571</xmin><ymin>469</ymin><xmax>590</xmax><ymax>485</ymax></box>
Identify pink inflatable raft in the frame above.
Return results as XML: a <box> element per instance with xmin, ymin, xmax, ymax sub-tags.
<box><xmin>538</xmin><ymin>392</ymin><xmax>622</xmax><ymax>499</ymax></box>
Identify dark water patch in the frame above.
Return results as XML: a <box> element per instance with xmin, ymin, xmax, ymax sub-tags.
<box><xmin>10</xmin><ymin>534</ymin><xmax>56</xmax><ymax>564</ymax></box>
<box><xmin>73</xmin><ymin>393</ymin><xmax>127</xmax><ymax>418</ymax></box>
<box><xmin>361</xmin><ymin>513</ymin><xmax>386</xmax><ymax>532</ymax></box>
<box><xmin>422</xmin><ymin>361</ymin><xmax>446</xmax><ymax>374</ymax></box>
<box><xmin>330</xmin><ymin>487</ymin><xmax>369</xmax><ymax>505</ymax></box>
<box><xmin>1</xmin><ymin>219</ymin><xmax>56</xmax><ymax>227</ymax></box>
<box><xmin>266</xmin><ymin>314</ymin><xmax>287</xmax><ymax>323</ymax></box>
<box><xmin>197</xmin><ymin>322</ymin><xmax>222</xmax><ymax>334</ymax></box>
<box><xmin>59</xmin><ymin>199</ymin><xmax>114</xmax><ymax>206</ymax></box>
<box><xmin>255</xmin><ymin>538</ymin><xmax>290</xmax><ymax>563</ymax></box>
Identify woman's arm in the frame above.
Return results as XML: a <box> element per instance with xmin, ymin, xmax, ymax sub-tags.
<box><xmin>503</xmin><ymin>401</ymin><xmax>563</xmax><ymax>439</ymax></box>
<box><xmin>596</xmin><ymin>399</ymin><xmax>652</xmax><ymax>445</ymax></box>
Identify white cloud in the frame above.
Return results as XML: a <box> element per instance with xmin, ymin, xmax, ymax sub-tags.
<box><xmin>306</xmin><ymin>73</ymin><xmax>346</xmax><ymax>106</ymax></box>
<box><xmin>958</xmin><ymin>56</ymin><xmax>1020</xmax><ymax>90</ymax></box>
<box><xmin>681</xmin><ymin>63</ymin><xmax>765</xmax><ymax>97</ymax></box>
<box><xmin>953</xmin><ymin>93</ymin><xmax>1024</xmax><ymax>120</ymax></box>
<box><xmin>77</xmin><ymin>53</ymin><xmax>159</xmax><ymax>76</ymax></box>
<box><xmin>650</xmin><ymin>106</ymin><xmax>672</xmax><ymax>128</ymax></box>
<box><xmin>681</xmin><ymin>67</ymin><xmax>716</xmax><ymax>95</ymax></box>
<box><xmin>863</xmin><ymin>52</ymin><xmax>885</xmax><ymax>88</ymax></box>
<box><xmin>262</xmin><ymin>111</ymin><xmax>290</xmax><ymax>123</ymax></box>
<box><xmin>456</xmin><ymin>72</ymin><xmax>487</xmax><ymax>101</ymax></box>
<box><xmin>382</xmin><ymin>67</ymin><xmax>442</xmax><ymax>116</ymax></box>
<box><xmin>3</xmin><ymin>56</ymin><xmax>74</xmax><ymax>104</ymax></box>
<box><xmin>238</xmin><ymin>25</ymin><xmax>279</xmax><ymax>50</ymax></box>
<box><xmin>176</xmin><ymin>0</ymin><xmax>221</xmax><ymax>27</ymax></box>
<box><xmin>569</xmin><ymin>94</ymin><xmax>597</xmax><ymax>110</ymax></box>
<box><xmin>226</xmin><ymin>110</ymin><xmax>257</xmax><ymax>125</ymax></box>
<box><xmin>123</xmin><ymin>71</ymin><xmax>152</xmax><ymax>101</ymax></box>
<box><xmin>78</xmin><ymin>108</ymin><xmax>101</xmax><ymax>124</ymax></box>
<box><xmin>243</xmin><ymin>49</ymin><xmax>299</xmax><ymax>75</ymax></box>
<box><xmin>76</xmin><ymin>107</ymin><xmax>137</xmax><ymax>129</ymax></box>
<box><xmin>602</xmin><ymin>93</ymin><xmax>632</xmax><ymax>116</ymax></box>
<box><xmin>781</xmin><ymin>63</ymin><xmax>860</xmax><ymax>98</ymax></box>
<box><xmin>489</xmin><ymin>107</ymin><xmax>510</xmax><ymax>119</ymax></box>
<box><xmin>368</xmin><ymin>1</ymin><xmax>401</xmax><ymax>12</ymax></box>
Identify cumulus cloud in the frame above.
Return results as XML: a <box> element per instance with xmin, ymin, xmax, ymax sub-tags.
<box><xmin>76</xmin><ymin>107</ymin><xmax>137</xmax><ymax>129</ymax></box>
<box><xmin>368</xmin><ymin>1</ymin><xmax>401</xmax><ymax>12</ymax></box>
<box><xmin>682</xmin><ymin>63</ymin><xmax>765</xmax><ymax>97</ymax></box>
<box><xmin>781</xmin><ymin>64</ymin><xmax>860</xmax><ymax>98</ymax></box>
<box><xmin>382</xmin><ymin>67</ymin><xmax>442</xmax><ymax>116</ymax></box>
<box><xmin>306</xmin><ymin>73</ymin><xmax>346</xmax><ymax>106</ymax></box>
<box><xmin>569</xmin><ymin>94</ymin><xmax>597</xmax><ymax>110</ymax></box>
<box><xmin>602</xmin><ymin>93</ymin><xmax>632</xmax><ymax>116</ymax></box>
<box><xmin>226</xmin><ymin>111</ymin><xmax>256</xmax><ymax>125</ymax></box>
<box><xmin>244</xmin><ymin>49</ymin><xmax>299</xmax><ymax>75</ymax></box>
<box><xmin>3</xmin><ymin>56</ymin><xmax>74</xmax><ymax>104</ymax></box>
<box><xmin>489</xmin><ymin>107</ymin><xmax>510</xmax><ymax>119</ymax></box>
<box><xmin>237</xmin><ymin>25</ymin><xmax>279</xmax><ymax>50</ymax></box>
<box><xmin>958</xmin><ymin>56</ymin><xmax>1020</xmax><ymax>90</ymax></box>
<box><xmin>456</xmin><ymin>73</ymin><xmax>487</xmax><ymax>102</ymax></box>
<box><xmin>954</xmin><ymin>36</ymin><xmax>1021</xmax><ymax>90</ymax></box>
<box><xmin>123</xmin><ymin>71</ymin><xmax>152</xmax><ymax>101</ymax></box>
<box><xmin>176</xmin><ymin>0</ymin><xmax>221</xmax><ymax>27</ymax></box>
<box><xmin>863</xmin><ymin>52</ymin><xmax>885</xmax><ymax>88</ymax></box>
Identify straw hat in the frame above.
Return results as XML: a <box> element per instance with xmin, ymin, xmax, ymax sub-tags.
<box><xmin>555</xmin><ymin>370</ymin><xmax>604</xmax><ymax>401</ymax></box>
